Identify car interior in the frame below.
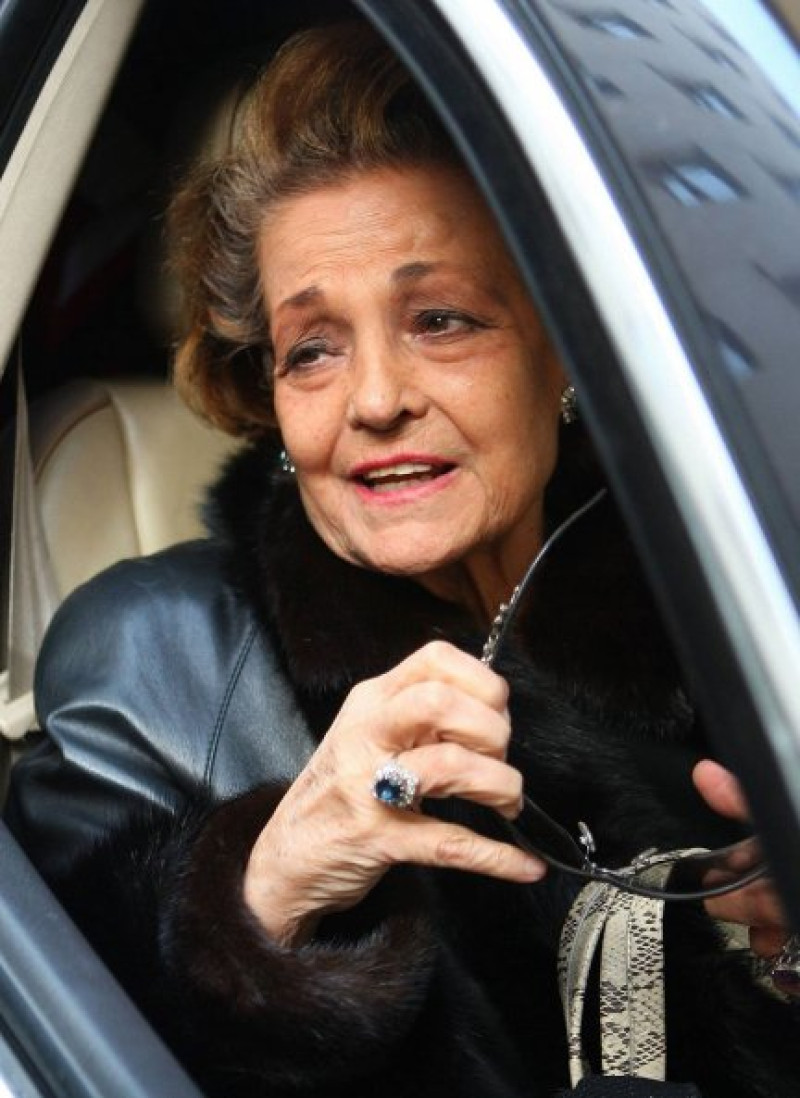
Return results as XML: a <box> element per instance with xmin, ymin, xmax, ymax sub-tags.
<box><xmin>0</xmin><ymin>0</ymin><xmax>355</xmax><ymax>797</ymax></box>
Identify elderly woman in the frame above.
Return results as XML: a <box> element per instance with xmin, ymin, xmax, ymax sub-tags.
<box><xmin>6</xmin><ymin>19</ymin><xmax>799</xmax><ymax>1098</ymax></box>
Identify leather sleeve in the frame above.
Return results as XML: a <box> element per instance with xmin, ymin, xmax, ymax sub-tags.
<box><xmin>3</xmin><ymin>546</ymin><xmax>524</xmax><ymax>1097</ymax></box>
<box><xmin>4</xmin><ymin>539</ymin><xmax>300</xmax><ymax>878</ymax></box>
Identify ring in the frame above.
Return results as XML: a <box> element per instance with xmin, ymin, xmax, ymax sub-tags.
<box><xmin>371</xmin><ymin>759</ymin><xmax>420</xmax><ymax>810</ymax></box>
<box><xmin>770</xmin><ymin>933</ymin><xmax>800</xmax><ymax>996</ymax></box>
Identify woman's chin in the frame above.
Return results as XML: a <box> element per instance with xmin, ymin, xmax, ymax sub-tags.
<box><xmin>352</xmin><ymin>543</ymin><xmax>475</xmax><ymax>603</ymax></box>
<box><xmin>360</xmin><ymin>550</ymin><xmax>459</xmax><ymax>580</ymax></box>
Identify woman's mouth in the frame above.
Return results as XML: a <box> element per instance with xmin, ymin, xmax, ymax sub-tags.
<box><xmin>358</xmin><ymin>461</ymin><xmax>454</xmax><ymax>493</ymax></box>
<box><xmin>351</xmin><ymin>458</ymin><xmax>457</xmax><ymax>501</ymax></box>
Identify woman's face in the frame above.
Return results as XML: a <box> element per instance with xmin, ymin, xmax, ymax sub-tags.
<box><xmin>261</xmin><ymin>164</ymin><xmax>566</xmax><ymax>615</ymax></box>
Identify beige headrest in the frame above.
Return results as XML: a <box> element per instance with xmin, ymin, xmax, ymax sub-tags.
<box><xmin>32</xmin><ymin>378</ymin><xmax>239</xmax><ymax>598</ymax></box>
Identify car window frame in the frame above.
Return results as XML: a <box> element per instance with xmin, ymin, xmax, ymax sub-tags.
<box><xmin>0</xmin><ymin>0</ymin><xmax>87</xmax><ymax>175</ymax></box>
<box><xmin>0</xmin><ymin>823</ymin><xmax>204</xmax><ymax>1098</ymax></box>
<box><xmin>0</xmin><ymin>0</ymin><xmax>146</xmax><ymax>378</ymax></box>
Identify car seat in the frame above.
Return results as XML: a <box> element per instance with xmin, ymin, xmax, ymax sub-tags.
<box><xmin>27</xmin><ymin>78</ymin><xmax>247</xmax><ymax>601</ymax></box>
<box><xmin>0</xmin><ymin>70</ymin><xmax>246</xmax><ymax>795</ymax></box>
<box><xmin>29</xmin><ymin>376</ymin><xmax>237</xmax><ymax>601</ymax></box>
<box><xmin>0</xmin><ymin>375</ymin><xmax>238</xmax><ymax>799</ymax></box>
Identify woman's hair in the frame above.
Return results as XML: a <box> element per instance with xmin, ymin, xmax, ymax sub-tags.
<box><xmin>169</xmin><ymin>20</ymin><xmax>460</xmax><ymax>436</ymax></box>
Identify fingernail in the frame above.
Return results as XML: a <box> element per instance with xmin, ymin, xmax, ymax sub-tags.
<box><xmin>522</xmin><ymin>856</ymin><xmax>546</xmax><ymax>882</ymax></box>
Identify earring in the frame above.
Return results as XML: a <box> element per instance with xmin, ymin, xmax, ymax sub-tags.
<box><xmin>279</xmin><ymin>448</ymin><xmax>296</xmax><ymax>475</ymax></box>
<box><xmin>560</xmin><ymin>385</ymin><xmax>578</xmax><ymax>425</ymax></box>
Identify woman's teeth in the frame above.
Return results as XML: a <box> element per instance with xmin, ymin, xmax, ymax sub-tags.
<box><xmin>361</xmin><ymin>463</ymin><xmax>444</xmax><ymax>491</ymax></box>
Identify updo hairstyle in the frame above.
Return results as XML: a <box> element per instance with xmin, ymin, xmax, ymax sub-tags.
<box><xmin>168</xmin><ymin>20</ymin><xmax>459</xmax><ymax>437</ymax></box>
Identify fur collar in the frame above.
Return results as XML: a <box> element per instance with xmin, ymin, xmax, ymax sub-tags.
<box><xmin>205</xmin><ymin>434</ymin><xmax>694</xmax><ymax>741</ymax></box>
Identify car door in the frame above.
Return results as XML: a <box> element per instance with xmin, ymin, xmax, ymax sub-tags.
<box><xmin>355</xmin><ymin>0</ymin><xmax>800</xmax><ymax>924</ymax></box>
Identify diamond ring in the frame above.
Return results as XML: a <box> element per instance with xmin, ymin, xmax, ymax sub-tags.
<box><xmin>371</xmin><ymin>759</ymin><xmax>420</xmax><ymax>810</ymax></box>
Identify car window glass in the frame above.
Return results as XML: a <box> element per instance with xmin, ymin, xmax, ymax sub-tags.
<box><xmin>525</xmin><ymin>0</ymin><xmax>800</xmax><ymax>594</ymax></box>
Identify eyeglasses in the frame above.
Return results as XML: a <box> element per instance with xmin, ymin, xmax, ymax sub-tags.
<box><xmin>482</xmin><ymin>488</ymin><xmax>766</xmax><ymax>902</ymax></box>
<box><xmin>505</xmin><ymin>794</ymin><xmax>762</xmax><ymax>902</ymax></box>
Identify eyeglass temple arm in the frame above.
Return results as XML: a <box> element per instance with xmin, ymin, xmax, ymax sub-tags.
<box><xmin>486</xmin><ymin>487</ymin><xmax>609</xmax><ymax>666</ymax></box>
<box><xmin>505</xmin><ymin>794</ymin><xmax>590</xmax><ymax>869</ymax></box>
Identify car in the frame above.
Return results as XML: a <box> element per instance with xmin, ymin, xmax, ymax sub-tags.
<box><xmin>1</xmin><ymin>0</ymin><xmax>799</xmax><ymax>1093</ymax></box>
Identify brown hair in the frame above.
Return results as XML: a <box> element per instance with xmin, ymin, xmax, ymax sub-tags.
<box><xmin>169</xmin><ymin>20</ymin><xmax>460</xmax><ymax>436</ymax></box>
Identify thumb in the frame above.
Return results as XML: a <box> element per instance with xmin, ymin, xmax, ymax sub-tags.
<box><xmin>692</xmin><ymin>758</ymin><xmax>750</xmax><ymax>822</ymax></box>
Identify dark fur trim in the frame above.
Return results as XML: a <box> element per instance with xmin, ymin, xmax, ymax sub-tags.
<box><xmin>166</xmin><ymin>784</ymin><xmax>440</xmax><ymax>1090</ymax></box>
<box><xmin>206</xmin><ymin>437</ymin><xmax>694</xmax><ymax>744</ymax></box>
<box><xmin>205</xmin><ymin>436</ymin><xmax>472</xmax><ymax>699</ymax></box>
<box><xmin>56</xmin><ymin>787</ymin><xmax>557</xmax><ymax>1097</ymax></box>
<box><xmin>512</xmin><ymin>502</ymin><xmax>693</xmax><ymax>739</ymax></box>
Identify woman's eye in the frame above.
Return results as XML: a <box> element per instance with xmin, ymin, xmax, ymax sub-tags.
<box><xmin>414</xmin><ymin>310</ymin><xmax>482</xmax><ymax>337</ymax></box>
<box><xmin>281</xmin><ymin>340</ymin><xmax>330</xmax><ymax>372</ymax></box>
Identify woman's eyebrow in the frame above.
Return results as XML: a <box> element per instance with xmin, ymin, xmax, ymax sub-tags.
<box><xmin>393</xmin><ymin>260</ymin><xmax>510</xmax><ymax>306</ymax></box>
<box><xmin>276</xmin><ymin>285</ymin><xmax>323</xmax><ymax>312</ymax></box>
<box><xmin>275</xmin><ymin>263</ymin><xmax>509</xmax><ymax>310</ymax></box>
<box><xmin>392</xmin><ymin>261</ymin><xmax>439</xmax><ymax>283</ymax></box>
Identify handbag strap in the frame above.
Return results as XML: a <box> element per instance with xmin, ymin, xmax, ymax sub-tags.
<box><xmin>559</xmin><ymin>880</ymin><xmax>616</xmax><ymax>1084</ymax></box>
<box><xmin>598</xmin><ymin>888</ymin><xmax>666</xmax><ymax>1079</ymax></box>
<box><xmin>558</xmin><ymin>851</ymin><xmax>707</xmax><ymax>1087</ymax></box>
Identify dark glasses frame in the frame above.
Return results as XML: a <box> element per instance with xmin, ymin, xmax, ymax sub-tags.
<box><xmin>506</xmin><ymin>795</ymin><xmax>764</xmax><ymax>902</ymax></box>
<box><xmin>482</xmin><ymin>488</ymin><xmax>767</xmax><ymax>902</ymax></box>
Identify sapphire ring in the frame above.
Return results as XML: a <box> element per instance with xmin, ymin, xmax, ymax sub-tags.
<box><xmin>371</xmin><ymin>759</ymin><xmax>420</xmax><ymax>810</ymax></box>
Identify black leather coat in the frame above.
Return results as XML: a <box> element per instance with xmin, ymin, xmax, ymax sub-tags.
<box><xmin>6</xmin><ymin>439</ymin><xmax>799</xmax><ymax>1098</ymax></box>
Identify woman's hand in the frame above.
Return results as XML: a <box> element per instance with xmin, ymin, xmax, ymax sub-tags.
<box><xmin>693</xmin><ymin>759</ymin><xmax>789</xmax><ymax>958</ymax></box>
<box><xmin>244</xmin><ymin>640</ymin><xmax>544</xmax><ymax>946</ymax></box>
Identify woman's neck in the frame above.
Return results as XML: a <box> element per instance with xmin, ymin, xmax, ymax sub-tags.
<box><xmin>412</xmin><ymin>506</ymin><xmax>546</xmax><ymax>626</ymax></box>
<box><xmin>416</xmin><ymin>551</ymin><xmax>533</xmax><ymax>629</ymax></box>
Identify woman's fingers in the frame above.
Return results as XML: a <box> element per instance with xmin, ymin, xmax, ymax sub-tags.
<box><xmin>373</xmin><ymin>683</ymin><xmax>512</xmax><ymax>757</ymax></box>
<box><xmin>750</xmin><ymin>926</ymin><xmax>790</xmax><ymax>959</ymax></box>
<box><xmin>703</xmin><ymin>874</ymin><xmax>788</xmax><ymax>942</ymax></box>
<box><xmin>704</xmin><ymin>875</ymin><xmax>786</xmax><ymax>927</ymax></box>
<box><xmin>379</xmin><ymin>639</ymin><xmax>509</xmax><ymax>712</ymax></box>
<box><xmin>694</xmin><ymin>760</ymin><xmax>791</xmax><ymax>951</ymax></box>
<box><xmin>329</xmin><ymin>644</ymin><xmax>513</xmax><ymax>762</ymax></box>
<box><xmin>397</xmin><ymin>741</ymin><xmax>523</xmax><ymax>817</ymax></box>
<box><xmin>245</xmin><ymin>746</ymin><xmax>542</xmax><ymax>943</ymax></box>
<box><xmin>244</xmin><ymin>641</ymin><xmax>526</xmax><ymax>942</ymax></box>
<box><xmin>693</xmin><ymin>758</ymin><xmax>749</xmax><ymax>821</ymax></box>
<box><xmin>387</xmin><ymin>812</ymin><xmax>545</xmax><ymax>883</ymax></box>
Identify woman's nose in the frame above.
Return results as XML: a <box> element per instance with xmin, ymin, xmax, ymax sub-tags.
<box><xmin>345</xmin><ymin>342</ymin><xmax>425</xmax><ymax>430</ymax></box>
